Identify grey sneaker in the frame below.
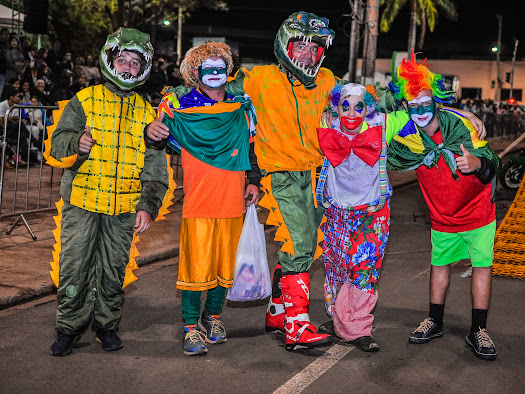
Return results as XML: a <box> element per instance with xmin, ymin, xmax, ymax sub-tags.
<box><xmin>409</xmin><ymin>317</ymin><xmax>444</xmax><ymax>344</ymax></box>
<box><xmin>466</xmin><ymin>328</ymin><xmax>497</xmax><ymax>361</ymax></box>
<box><xmin>183</xmin><ymin>326</ymin><xmax>208</xmax><ymax>356</ymax></box>
<box><xmin>198</xmin><ymin>311</ymin><xmax>227</xmax><ymax>344</ymax></box>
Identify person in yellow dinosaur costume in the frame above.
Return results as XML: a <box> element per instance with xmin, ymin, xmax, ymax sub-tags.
<box><xmin>46</xmin><ymin>28</ymin><xmax>170</xmax><ymax>357</ymax></box>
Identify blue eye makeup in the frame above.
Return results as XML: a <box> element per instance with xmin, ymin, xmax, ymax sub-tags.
<box><xmin>355</xmin><ymin>101</ymin><xmax>364</xmax><ymax>114</ymax></box>
<box><xmin>341</xmin><ymin>100</ymin><xmax>350</xmax><ymax>112</ymax></box>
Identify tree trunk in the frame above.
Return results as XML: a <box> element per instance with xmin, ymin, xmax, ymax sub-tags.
<box><xmin>417</xmin><ymin>9</ymin><xmax>426</xmax><ymax>50</ymax></box>
<box><xmin>348</xmin><ymin>0</ymin><xmax>363</xmax><ymax>82</ymax></box>
<box><xmin>117</xmin><ymin>0</ymin><xmax>125</xmax><ymax>28</ymax></box>
<box><xmin>362</xmin><ymin>0</ymin><xmax>379</xmax><ymax>85</ymax></box>
<box><xmin>407</xmin><ymin>0</ymin><xmax>417</xmax><ymax>55</ymax></box>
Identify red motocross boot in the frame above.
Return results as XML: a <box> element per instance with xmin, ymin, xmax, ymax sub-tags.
<box><xmin>281</xmin><ymin>272</ymin><xmax>332</xmax><ymax>351</ymax></box>
<box><xmin>265</xmin><ymin>263</ymin><xmax>285</xmax><ymax>333</ymax></box>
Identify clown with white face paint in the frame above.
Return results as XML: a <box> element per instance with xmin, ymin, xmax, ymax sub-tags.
<box><xmin>198</xmin><ymin>57</ymin><xmax>227</xmax><ymax>88</ymax></box>
<box><xmin>145</xmin><ymin>42</ymin><xmax>262</xmax><ymax>357</ymax></box>
<box><xmin>387</xmin><ymin>53</ymin><xmax>501</xmax><ymax>361</ymax></box>
<box><xmin>407</xmin><ymin>93</ymin><xmax>437</xmax><ymax>128</ymax></box>
<box><xmin>314</xmin><ymin>83</ymin><xmax>405</xmax><ymax>352</ymax></box>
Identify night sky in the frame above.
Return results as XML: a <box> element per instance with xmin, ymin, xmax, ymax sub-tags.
<box><xmin>183</xmin><ymin>0</ymin><xmax>524</xmax><ymax>76</ymax></box>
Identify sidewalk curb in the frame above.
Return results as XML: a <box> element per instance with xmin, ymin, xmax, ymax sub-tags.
<box><xmin>0</xmin><ymin>247</ymin><xmax>180</xmax><ymax>311</ymax></box>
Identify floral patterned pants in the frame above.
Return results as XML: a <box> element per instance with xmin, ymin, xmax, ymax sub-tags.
<box><xmin>321</xmin><ymin>200</ymin><xmax>390</xmax><ymax>317</ymax></box>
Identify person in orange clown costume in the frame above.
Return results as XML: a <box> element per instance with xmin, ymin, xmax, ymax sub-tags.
<box><xmin>146</xmin><ymin>42</ymin><xmax>261</xmax><ymax>356</ymax></box>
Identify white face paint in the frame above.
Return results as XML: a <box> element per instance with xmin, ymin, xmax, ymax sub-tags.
<box><xmin>408</xmin><ymin>96</ymin><xmax>436</xmax><ymax>127</ymax></box>
<box><xmin>200</xmin><ymin>58</ymin><xmax>227</xmax><ymax>88</ymax></box>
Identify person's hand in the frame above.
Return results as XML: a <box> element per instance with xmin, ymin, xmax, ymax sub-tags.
<box><xmin>78</xmin><ymin>126</ymin><xmax>96</xmax><ymax>154</ymax></box>
<box><xmin>135</xmin><ymin>210</ymin><xmax>151</xmax><ymax>233</ymax></box>
<box><xmin>456</xmin><ymin>144</ymin><xmax>481</xmax><ymax>173</ymax></box>
<box><xmin>321</xmin><ymin>109</ymin><xmax>333</xmax><ymax>127</ymax></box>
<box><xmin>470</xmin><ymin>116</ymin><xmax>487</xmax><ymax>140</ymax></box>
<box><xmin>244</xmin><ymin>184</ymin><xmax>260</xmax><ymax>206</ymax></box>
<box><xmin>146</xmin><ymin>111</ymin><xmax>170</xmax><ymax>141</ymax></box>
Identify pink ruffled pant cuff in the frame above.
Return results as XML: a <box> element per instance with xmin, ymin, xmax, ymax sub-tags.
<box><xmin>333</xmin><ymin>280</ymin><xmax>378</xmax><ymax>341</ymax></box>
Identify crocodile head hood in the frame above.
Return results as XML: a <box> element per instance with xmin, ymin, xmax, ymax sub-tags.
<box><xmin>99</xmin><ymin>27</ymin><xmax>154</xmax><ymax>91</ymax></box>
<box><xmin>274</xmin><ymin>11</ymin><xmax>335</xmax><ymax>89</ymax></box>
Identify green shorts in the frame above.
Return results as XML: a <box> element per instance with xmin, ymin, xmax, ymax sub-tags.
<box><xmin>431</xmin><ymin>221</ymin><xmax>496</xmax><ymax>267</ymax></box>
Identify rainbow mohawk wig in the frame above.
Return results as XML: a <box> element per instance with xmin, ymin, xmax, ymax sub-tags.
<box><xmin>393</xmin><ymin>52</ymin><xmax>455</xmax><ymax>104</ymax></box>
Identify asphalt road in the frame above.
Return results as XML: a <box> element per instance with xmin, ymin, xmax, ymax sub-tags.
<box><xmin>1</xmin><ymin>183</ymin><xmax>524</xmax><ymax>393</ymax></box>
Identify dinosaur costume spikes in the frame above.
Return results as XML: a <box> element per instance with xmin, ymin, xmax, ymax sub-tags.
<box><xmin>100</xmin><ymin>27</ymin><xmax>154</xmax><ymax>91</ymax></box>
<box><xmin>274</xmin><ymin>11</ymin><xmax>335</xmax><ymax>89</ymax></box>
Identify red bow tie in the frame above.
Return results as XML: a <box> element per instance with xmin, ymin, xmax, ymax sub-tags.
<box><xmin>317</xmin><ymin>125</ymin><xmax>383</xmax><ymax>167</ymax></box>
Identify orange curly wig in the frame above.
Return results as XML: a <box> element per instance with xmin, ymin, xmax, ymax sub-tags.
<box><xmin>179</xmin><ymin>42</ymin><xmax>234</xmax><ymax>87</ymax></box>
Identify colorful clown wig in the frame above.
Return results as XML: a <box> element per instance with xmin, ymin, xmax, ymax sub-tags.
<box><xmin>392</xmin><ymin>52</ymin><xmax>455</xmax><ymax>104</ymax></box>
<box><xmin>329</xmin><ymin>83</ymin><xmax>377</xmax><ymax>118</ymax></box>
<box><xmin>180</xmin><ymin>42</ymin><xmax>234</xmax><ymax>87</ymax></box>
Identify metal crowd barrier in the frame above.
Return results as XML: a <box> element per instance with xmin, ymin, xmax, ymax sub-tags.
<box><xmin>0</xmin><ymin>104</ymin><xmax>60</xmax><ymax>240</ymax></box>
<box><xmin>0</xmin><ymin>104</ymin><xmax>182</xmax><ymax>241</ymax></box>
<box><xmin>478</xmin><ymin>112</ymin><xmax>525</xmax><ymax>138</ymax></box>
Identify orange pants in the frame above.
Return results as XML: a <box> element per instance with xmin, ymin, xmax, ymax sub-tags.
<box><xmin>177</xmin><ymin>216</ymin><xmax>244</xmax><ymax>291</ymax></box>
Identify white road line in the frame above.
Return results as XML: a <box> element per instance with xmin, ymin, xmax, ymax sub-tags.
<box><xmin>272</xmin><ymin>343</ymin><xmax>355</xmax><ymax>394</ymax></box>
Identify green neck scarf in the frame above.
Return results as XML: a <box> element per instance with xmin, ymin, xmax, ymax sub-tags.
<box><xmin>163</xmin><ymin>100</ymin><xmax>252</xmax><ymax>172</ymax></box>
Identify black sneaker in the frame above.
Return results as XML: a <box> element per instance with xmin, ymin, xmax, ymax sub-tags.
<box><xmin>50</xmin><ymin>332</ymin><xmax>80</xmax><ymax>357</ymax></box>
<box><xmin>348</xmin><ymin>336</ymin><xmax>380</xmax><ymax>352</ymax></box>
<box><xmin>409</xmin><ymin>317</ymin><xmax>444</xmax><ymax>344</ymax></box>
<box><xmin>466</xmin><ymin>328</ymin><xmax>497</xmax><ymax>361</ymax></box>
<box><xmin>95</xmin><ymin>330</ymin><xmax>123</xmax><ymax>351</ymax></box>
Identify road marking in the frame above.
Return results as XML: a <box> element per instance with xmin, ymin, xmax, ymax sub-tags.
<box><xmin>272</xmin><ymin>343</ymin><xmax>355</xmax><ymax>394</ymax></box>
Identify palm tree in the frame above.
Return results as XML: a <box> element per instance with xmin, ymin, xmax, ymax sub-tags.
<box><xmin>380</xmin><ymin>0</ymin><xmax>458</xmax><ymax>54</ymax></box>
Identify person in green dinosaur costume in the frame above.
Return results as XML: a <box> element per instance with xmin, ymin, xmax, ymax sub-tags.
<box><xmin>223</xmin><ymin>11</ymin><xmax>340</xmax><ymax>351</ymax></box>
<box><xmin>47</xmin><ymin>27</ymin><xmax>170</xmax><ymax>357</ymax></box>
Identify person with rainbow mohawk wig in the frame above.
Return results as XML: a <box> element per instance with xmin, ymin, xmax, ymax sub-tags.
<box><xmin>387</xmin><ymin>53</ymin><xmax>500</xmax><ymax>361</ymax></box>
<box><xmin>314</xmin><ymin>83</ymin><xmax>408</xmax><ymax>351</ymax></box>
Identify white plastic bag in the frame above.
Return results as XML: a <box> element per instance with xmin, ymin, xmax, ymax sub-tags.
<box><xmin>227</xmin><ymin>204</ymin><xmax>271</xmax><ymax>301</ymax></box>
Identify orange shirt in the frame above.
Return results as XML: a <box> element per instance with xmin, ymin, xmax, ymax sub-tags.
<box><xmin>242</xmin><ymin>65</ymin><xmax>336</xmax><ymax>172</ymax></box>
<box><xmin>181</xmin><ymin>149</ymin><xmax>245</xmax><ymax>218</ymax></box>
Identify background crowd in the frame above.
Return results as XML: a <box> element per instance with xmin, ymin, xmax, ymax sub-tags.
<box><xmin>459</xmin><ymin>98</ymin><xmax>524</xmax><ymax>115</ymax></box>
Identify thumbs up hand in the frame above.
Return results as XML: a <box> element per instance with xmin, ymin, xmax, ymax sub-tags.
<box><xmin>146</xmin><ymin>111</ymin><xmax>170</xmax><ymax>141</ymax></box>
<box><xmin>455</xmin><ymin>143</ymin><xmax>481</xmax><ymax>174</ymax></box>
<box><xmin>79</xmin><ymin>126</ymin><xmax>97</xmax><ymax>154</ymax></box>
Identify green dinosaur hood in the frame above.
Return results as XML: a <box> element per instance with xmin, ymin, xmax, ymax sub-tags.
<box><xmin>99</xmin><ymin>27</ymin><xmax>154</xmax><ymax>91</ymax></box>
<box><xmin>274</xmin><ymin>11</ymin><xmax>335</xmax><ymax>89</ymax></box>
